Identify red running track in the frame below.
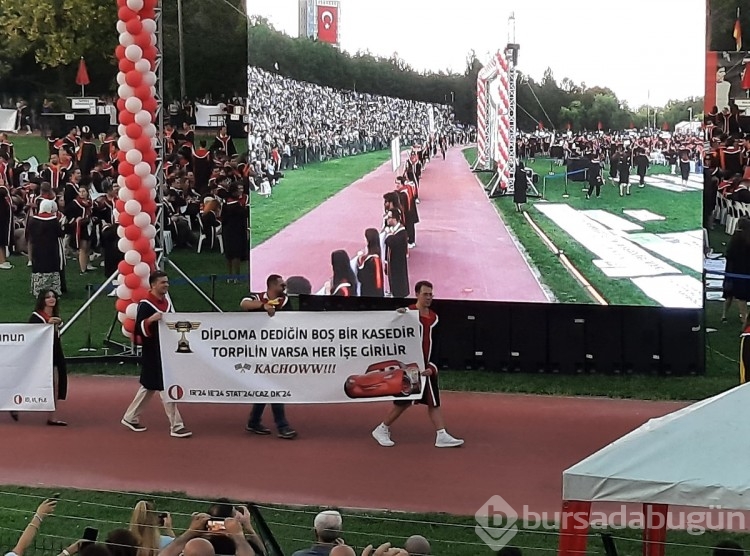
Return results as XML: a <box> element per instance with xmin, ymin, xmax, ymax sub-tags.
<box><xmin>1</xmin><ymin>375</ymin><xmax>686</xmax><ymax>517</ymax></box>
<box><xmin>249</xmin><ymin>147</ymin><xmax>548</xmax><ymax>302</ymax></box>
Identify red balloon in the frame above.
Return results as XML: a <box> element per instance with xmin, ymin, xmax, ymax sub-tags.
<box><xmin>134</xmin><ymin>237</ymin><xmax>151</xmax><ymax>253</ymax></box>
<box><xmin>116</xmin><ymin>200</ymin><xmax>126</xmax><ymax>213</ymax></box>
<box><xmin>118</xmin><ymin>7</ymin><xmax>137</xmax><ymax>21</ymax></box>
<box><xmin>115</xmin><ymin>298</ymin><xmax>130</xmax><ymax>313</ymax></box>
<box><xmin>135</xmin><ymin>136</ymin><xmax>151</xmax><ymax>152</ymax></box>
<box><xmin>142</xmin><ymin>97</ymin><xmax>157</xmax><ymax>114</ymax></box>
<box><xmin>125</xmin><ymin>174</ymin><xmax>141</xmax><ymax>190</ymax></box>
<box><xmin>115</xmin><ymin>44</ymin><xmax>126</xmax><ymax>60</ymax></box>
<box><xmin>125</xmin><ymin>225</ymin><xmax>141</xmax><ymax>241</ymax></box>
<box><xmin>125</xmin><ymin>70</ymin><xmax>143</xmax><ymax>88</ymax></box>
<box><xmin>132</xmin><ymin>287</ymin><xmax>149</xmax><ymax>302</ymax></box>
<box><xmin>125</xmin><ymin>18</ymin><xmax>142</xmax><ymax>35</ymax></box>
<box><xmin>118</xmin><ymin>161</ymin><xmax>134</xmax><ymax>176</ymax></box>
<box><xmin>123</xmin><ymin>318</ymin><xmax>136</xmax><ymax>334</ymax></box>
<box><xmin>117</xmin><ymin>0</ymin><xmax>127</xmax><ymax>6</ymax></box>
<box><xmin>124</xmin><ymin>272</ymin><xmax>142</xmax><ymax>290</ymax></box>
<box><xmin>142</xmin><ymin>0</ymin><xmax>156</xmax><ymax>9</ymax></box>
<box><xmin>118</xmin><ymin>111</ymin><xmax>135</xmax><ymax>125</ymax></box>
<box><xmin>142</xmin><ymin>150</ymin><xmax>156</xmax><ymax>165</ymax></box>
<box><xmin>141</xmin><ymin>7</ymin><xmax>156</xmax><ymax>19</ymax></box>
<box><xmin>134</xmin><ymin>187</ymin><xmax>151</xmax><ymax>204</ymax></box>
<box><xmin>126</xmin><ymin>123</ymin><xmax>142</xmax><ymax>139</ymax></box>
<box><xmin>142</xmin><ymin>45</ymin><xmax>157</xmax><ymax>62</ymax></box>
<box><xmin>118</xmin><ymin>260</ymin><xmax>134</xmax><ymax>276</ymax></box>
<box><xmin>134</xmin><ymin>32</ymin><xmax>151</xmax><ymax>50</ymax></box>
<box><xmin>118</xmin><ymin>213</ymin><xmax>134</xmax><ymax>227</ymax></box>
<box><xmin>142</xmin><ymin>200</ymin><xmax>157</xmax><ymax>215</ymax></box>
<box><xmin>117</xmin><ymin>98</ymin><xmax>126</xmax><ymax>112</ymax></box>
<box><xmin>141</xmin><ymin>251</ymin><xmax>156</xmax><ymax>267</ymax></box>
<box><xmin>118</xmin><ymin>58</ymin><xmax>135</xmax><ymax>73</ymax></box>
<box><xmin>134</xmin><ymin>84</ymin><xmax>151</xmax><ymax>101</ymax></box>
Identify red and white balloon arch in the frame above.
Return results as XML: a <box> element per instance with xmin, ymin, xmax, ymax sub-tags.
<box><xmin>113</xmin><ymin>0</ymin><xmax>160</xmax><ymax>340</ymax></box>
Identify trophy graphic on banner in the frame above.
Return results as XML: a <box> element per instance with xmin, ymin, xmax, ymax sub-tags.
<box><xmin>166</xmin><ymin>321</ymin><xmax>201</xmax><ymax>353</ymax></box>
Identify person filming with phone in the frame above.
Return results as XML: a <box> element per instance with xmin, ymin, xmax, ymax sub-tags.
<box><xmin>159</xmin><ymin>509</ymin><xmax>259</xmax><ymax>556</ymax></box>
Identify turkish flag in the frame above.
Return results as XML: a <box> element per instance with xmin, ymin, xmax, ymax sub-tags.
<box><xmin>662</xmin><ymin>121</ymin><xmax>669</xmax><ymax>131</ymax></box>
<box><xmin>317</xmin><ymin>4</ymin><xmax>338</xmax><ymax>44</ymax></box>
<box><xmin>76</xmin><ymin>57</ymin><xmax>90</xmax><ymax>86</ymax></box>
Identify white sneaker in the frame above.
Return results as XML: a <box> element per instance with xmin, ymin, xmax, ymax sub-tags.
<box><xmin>372</xmin><ymin>424</ymin><xmax>394</xmax><ymax>447</ymax></box>
<box><xmin>436</xmin><ymin>431</ymin><xmax>464</xmax><ymax>448</ymax></box>
<box><xmin>0</xmin><ymin>262</ymin><xmax>12</xmax><ymax>269</ymax></box>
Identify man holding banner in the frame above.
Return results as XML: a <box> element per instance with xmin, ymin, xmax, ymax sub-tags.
<box><xmin>121</xmin><ymin>271</ymin><xmax>193</xmax><ymax>438</ymax></box>
<box><xmin>240</xmin><ymin>274</ymin><xmax>298</xmax><ymax>440</ymax></box>
<box><xmin>371</xmin><ymin>281</ymin><xmax>464</xmax><ymax>448</ymax></box>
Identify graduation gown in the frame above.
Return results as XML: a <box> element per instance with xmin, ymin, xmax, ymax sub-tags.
<box><xmin>384</xmin><ymin>224</ymin><xmax>409</xmax><ymax>298</ymax></box>
<box><xmin>357</xmin><ymin>254</ymin><xmax>384</xmax><ymax>297</ymax></box>
<box><xmin>0</xmin><ymin>185</ymin><xmax>11</xmax><ymax>248</ymax></box>
<box><xmin>28</xmin><ymin>214</ymin><xmax>65</xmax><ymax>273</ymax></box>
<box><xmin>134</xmin><ymin>293</ymin><xmax>172</xmax><ymax>391</ymax></box>
<box><xmin>220</xmin><ymin>199</ymin><xmax>248</xmax><ymax>261</ymax></box>
<box><xmin>28</xmin><ymin>311</ymin><xmax>67</xmax><ymax>400</ymax></box>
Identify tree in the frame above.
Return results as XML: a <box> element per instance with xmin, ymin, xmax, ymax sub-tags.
<box><xmin>0</xmin><ymin>0</ymin><xmax>116</xmax><ymax>69</ymax></box>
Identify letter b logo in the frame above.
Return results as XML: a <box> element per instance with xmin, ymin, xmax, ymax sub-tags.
<box><xmin>475</xmin><ymin>495</ymin><xmax>519</xmax><ymax>551</ymax></box>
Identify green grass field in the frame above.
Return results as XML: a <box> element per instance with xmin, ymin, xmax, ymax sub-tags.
<box><xmin>0</xmin><ymin>486</ymin><xmax>746</xmax><ymax>556</ymax></box>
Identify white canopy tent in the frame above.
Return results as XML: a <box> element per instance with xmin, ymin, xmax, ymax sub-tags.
<box><xmin>557</xmin><ymin>382</ymin><xmax>748</xmax><ymax>555</ymax></box>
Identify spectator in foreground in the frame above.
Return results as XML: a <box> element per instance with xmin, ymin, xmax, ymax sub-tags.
<box><xmin>291</xmin><ymin>510</ymin><xmax>343</xmax><ymax>556</ymax></box>
<box><xmin>403</xmin><ymin>535</ymin><xmax>430</xmax><ymax>555</ymax></box>
<box><xmin>5</xmin><ymin>498</ymin><xmax>56</xmax><ymax>556</ymax></box>
<box><xmin>128</xmin><ymin>500</ymin><xmax>174</xmax><ymax>556</ymax></box>
<box><xmin>104</xmin><ymin>529</ymin><xmax>140</xmax><ymax>556</ymax></box>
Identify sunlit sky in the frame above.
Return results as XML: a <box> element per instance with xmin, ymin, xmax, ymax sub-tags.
<box><xmin>246</xmin><ymin>0</ymin><xmax>705</xmax><ymax>108</ymax></box>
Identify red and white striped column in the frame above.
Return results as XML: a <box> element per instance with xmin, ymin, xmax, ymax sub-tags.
<box><xmin>113</xmin><ymin>0</ymin><xmax>160</xmax><ymax>340</ymax></box>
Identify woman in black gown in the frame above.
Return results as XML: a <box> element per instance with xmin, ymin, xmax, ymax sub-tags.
<box><xmin>357</xmin><ymin>228</ymin><xmax>384</xmax><ymax>297</ymax></box>
<box><xmin>220</xmin><ymin>182</ymin><xmax>248</xmax><ymax>281</ymax></box>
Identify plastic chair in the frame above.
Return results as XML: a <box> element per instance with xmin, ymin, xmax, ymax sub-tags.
<box><xmin>197</xmin><ymin>216</ymin><xmax>224</xmax><ymax>254</ymax></box>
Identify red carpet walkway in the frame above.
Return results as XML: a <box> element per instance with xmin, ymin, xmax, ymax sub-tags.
<box><xmin>1</xmin><ymin>376</ymin><xmax>686</xmax><ymax>517</ymax></box>
<box><xmin>250</xmin><ymin>147</ymin><xmax>548</xmax><ymax>302</ymax></box>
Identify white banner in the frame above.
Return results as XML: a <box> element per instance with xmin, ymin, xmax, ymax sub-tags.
<box><xmin>0</xmin><ymin>108</ymin><xmax>17</xmax><ymax>132</ymax></box>
<box><xmin>391</xmin><ymin>136</ymin><xmax>401</xmax><ymax>172</ymax></box>
<box><xmin>159</xmin><ymin>311</ymin><xmax>426</xmax><ymax>404</ymax></box>
<box><xmin>0</xmin><ymin>324</ymin><xmax>55</xmax><ymax>411</ymax></box>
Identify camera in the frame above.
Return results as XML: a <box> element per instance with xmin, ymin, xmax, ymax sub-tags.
<box><xmin>206</xmin><ymin>519</ymin><xmax>226</xmax><ymax>532</ymax></box>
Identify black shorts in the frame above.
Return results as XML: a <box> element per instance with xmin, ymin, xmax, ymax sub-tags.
<box><xmin>394</xmin><ymin>373</ymin><xmax>440</xmax><ymax>408</ymax></box>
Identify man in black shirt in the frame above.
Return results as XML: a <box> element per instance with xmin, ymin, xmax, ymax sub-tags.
<box><xmin>240</xmin><ymin>274</ymin><xmax>298</xmax><ymax>439</ymax></box>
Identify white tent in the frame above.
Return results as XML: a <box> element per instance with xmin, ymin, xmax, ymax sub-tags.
<box><xmin>557</xmin><ymin>383</ymin><xmax>747</xmax><ymax>556</ymax></box>
<box><xmin>673</xmin><ymin>120</ymin><xmax>701</xmax><ymax>135</ymax></box>
<box><xmin>563</xmin><ymin>382</ymin><xmax>749</xmax><ymax>510</ymax></box>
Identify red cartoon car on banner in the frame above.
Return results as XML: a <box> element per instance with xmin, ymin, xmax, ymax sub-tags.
<box><xmin>344</xmin><ymin>360</ymin><xmax>422</xmax><ymax>399</ymax></box>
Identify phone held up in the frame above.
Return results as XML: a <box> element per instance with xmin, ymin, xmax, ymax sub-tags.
<box><xmin>80</xmin><ymin>527</ymin><xmax>99</xmax><ymax>550</ymax></box>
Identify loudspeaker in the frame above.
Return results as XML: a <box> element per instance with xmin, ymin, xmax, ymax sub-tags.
<box><xmin>584</xmin><ymin>305</ymin><xmax>623</xmax><ymax>374</ymax></box>
<box><xmin>659</xmin><ymin>309</ymin><xmax>704</xmax><ymax>376</ymax></box>
<box><xmin>509</xmin><ymin>303</ymin><xmax>548</xmax><ymax>373</ymax></box>
<box><xmin>621</xmin><ymin>306</ymin><xmax>661</xmax><ymax>374</ymax></box>
<box><xmin>474</xmin><ymin>302</ymin><xmax>511</xmax><ymax>371</ymax></box>
<box><xmin>547</xmin><ymin>305</ymin><xmax>586</xmax><ymax>374</ymax></box>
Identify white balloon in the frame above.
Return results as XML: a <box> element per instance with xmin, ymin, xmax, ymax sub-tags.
<box><xmin>117</xmin><ymin>311</ymin><xmax>127</xmax><ymax>324</ymax></box>
<box><xmin>125</xmin><ymin>44</ymin><xmax>143</xmax><ymax>63</ymax></box>
<box><xmin>118</xmin><ymin>124</ymin><xmax>127</xmax><ymax>137</ymax></box>
<box><xmin>125</xmin><ymin>149</ymin><xmax>143</xmax><ymax>165</ymax></box>
<box><xmin>118</xmin><ymin>136</ymin><xmax>135</xmax><ymax>151</ymax></box>
<box><xmin>117</xmin><ymin>226</ymin><xmax>126</xmax><ymax>239</ymax></box>
<box><xmin>118</xmin><ymin>187</ymin><xmax>134</xmax><ymax>202</ymax></box>
<box><xmin>126</xmin><ymin>0</ymin><xmax>144</xmax><ymax>11</ymax></box>
<box><xmin>149</xmin><ymin>86</ymin><xmax>157</xmax><ymax>97</ymax></box>
<box><xmin>149</xmin><ymin>188</ymin><xmax>156</xmax><ymax>200</ymax></box>
<box><xmin>118</xmin><ymin>238</ymin><xmax>134</xmax><ymax>256</ymax></box>
<box><xmin>135</xmin><ymin>110</ymin><xmax>151</xmax><ymax>127</ymax></box>
<box><xmin>134</xmin><ymin>262</ymin><xmax>150</xmax><ymax>278</ymax></box>
<box><xmin>124</xmin><ymin>250</ymin><xmax>142</xmax><ymax>266</ymax></box>
<box><xmin>142</xmin><ymin>19</ymin><xmax>156</xmax><ymax>34</ymax></box>
<box><xmin>135</xmin><ymin>162</ymin><xmax>151</xmax><ymax>177</ymax></box>
<box><xmin>142</xmin><ymin>224</ymin><xmax>156</xmax><ymax>239</ymax></box>
<box><xmin>143</xmin><ymin>71</ymin><xmax>156</xmax><ymax>87</ymax></box>
<box><xmin>116</xmin><ymin>72</ymin><xmax>126</xmax><ymax>86</ymax></box>
<box><xmin>116</xmin><ymin>20</ymin><xmax>127</xmax><ymax>34</ymax></box>
<box><xmin>125</xmin><ymin>96</ymin><xmax>142</xmax><ymax>114</ymax></box>
<box><xmin>150</xmin><ymin>34</ymin><xmax>156</xmax><ymax>47</ymax></box>
<box><xmin>118</xmin><ymin>32</ymin><xmax>135</xmax><ymax>47</ymax></box>
<box><xmin>121</xmin><ymin>327</ymin><xmax>133</xmax><ymax>339</ymax></box>
<box><xmin>125</xmin><ymin>303</ymin><xmax>138</xmax><ymax>320</ymax></box>
<box><xmin>142</xmin><ymin>174</ymin><xmax>157</xmax><ymax>189</ymax></box>
<box><xmin>117</xmin><ymin>284</ymin><xmax>133</xmax><ymax>299</ymax></box>
<box><xmin>117</xmin><ymin>84</ymin><xmax>135</xmax><ymax>100</ymax></box>
<box><xmin>143</xmin><ymin>123</ymin><xmax>156</xmax><ymax>138</ymax></box>
<box><xmin>117</xmin><ymin>175</ymin><xmax>127</xmax><ymax>188</ymax></box>
<box><xmin>149</xmin><ymin>239</ymin><xmax>155</xmax><ymax>249</ymax></box>
<box><xmin>133</xmin><ymin>212</ymin><xmax>150</xmax><ymax>229</ymax></box>
<box><xmin>125</xmin><ymin>200</ymin><xmax>142</xmax><ymax>216</ymax></box>
<box><xmin>135</xmin><ymin>58</ymin><xmax>150</xmax><ymax>73</ymax></box>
